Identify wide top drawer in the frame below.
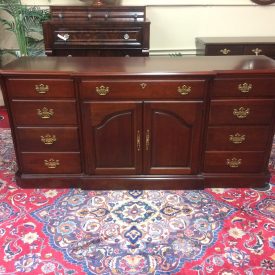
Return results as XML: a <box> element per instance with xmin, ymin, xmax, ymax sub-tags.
<box><xmin>205</xmin><ymin>45</ymin><xmax>244</xmax><ymax>56</ymax></box>
<box><xmin>50</xmin><ymin>6</ymin><xmax>146</xmax><ymax>22</ymax></box>
<box><xmin>80</xmin><ymin>79</ymin><xmax>207</xmax><ymax>100</ymax></box>
<box><xmin>6</xmin><ymin>78</ymin><xmax>75</xmax><ymax>99</ymax></box>
<box><xmin>53</xmin><ymin>27</ymin><xmax>143</xmax><ymax>48</ymax></box>
<box><xmin>212</xmin><ymin>78</ymin><xmax>275</xmax><ymax>98</ymax></box>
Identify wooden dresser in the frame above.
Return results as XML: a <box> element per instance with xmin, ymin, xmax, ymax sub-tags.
<box><xmin>1</xmin><ymin>55</ymin><xmax>275</xmax><ymax>189</ymax></box>
<box><xmin>196</xmin><ymin>37</ymin><xmax>275</xmax><ymax>59</ymax></box>
<box><xmin>43</xmin><ymin>6</ymin><xmax>150</xmax><ymax>57</ymax></box>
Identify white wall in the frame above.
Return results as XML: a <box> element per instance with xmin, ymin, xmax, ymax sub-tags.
<box><xmin>1</xmin><ymin>0</ymin><xmax>275</xmax><ymax>105</ymax></box>
<box><xmin>19</xmin><ymin>1</ymin><xmax>275</xmax><ymax>55</ymax></box>
<box><xmin>4</xmin><ymin>0</ymin><xmax>275</xmax><ymax>55</ymax></box>
<box><xmin>148</xmin><ymin>5</ymin><xmax>275</xmax><ymax>55</ymax></box>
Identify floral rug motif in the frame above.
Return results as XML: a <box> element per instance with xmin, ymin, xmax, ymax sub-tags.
<box><xmin>0</xmin><ymin>109</ymin><xmax>274</xmax><ymax>274</ymax></box>
<box><xmin>31</xmin><ymin>189</ymin><xmax>236</xmax><ymax>274</ymax></box>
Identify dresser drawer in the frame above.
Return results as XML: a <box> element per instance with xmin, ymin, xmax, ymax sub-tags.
<box><xmin>206</xmin><ymin>126</ymin><xmax>270</xmax><ymax>151</ymax></box>
<box><xmin>204</xmin><ymin>152</ymin><xmax>265</xmax><ymax>173</ymax></box>
<box><xmin>49</xmin><ymin>6</ymin><xmax>146</xmax><ymax>21</ymax></box>
<box><xmin>80</xmin><ymin>79</ymin><xmax>206</xmax><ymax>99</ymax></box>
<box><xmin>20</xmin><ymin>152</ymin><xmax>81</xmax><ymax>174</ymax></box>
<box><xmin>209</xmin><ymin>99</ymin><xmax>275</xmax><ymax>125</ymax></box>
<box><xmin>244</xmin><ymin>45</ymin><xmax>275</xmax><ymax>57</ymax></box>
<box><xmin>212</xmin><ymin>78</ymin><xmax>275</xmax><ymax>98</ymax></box>
<box><xmin>205</xmin><ymin>45</ymin><xmax>243</xmax><ymax>56</ymax></box>
<box><xmin>11</xmin><ymin>100</ymin><xmax>77</xmax><ymax>126</ymax></box>
<box><xmin>16</xmin><ymin>127</ymin><xmax>80</xmax><ymax>152</ymax></box>
<box><xmin>6</xmin><ymin>78</ymin><xmax>75</xmax><ymax>98</ymax></box>
<box><xmin>54</xmin><ymin>27</ymin><xmax>143</xmax><ymax>48</ymax></box>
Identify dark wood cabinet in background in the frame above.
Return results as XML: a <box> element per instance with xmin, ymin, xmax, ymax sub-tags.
<box><xmin>196</xmin><ymin>37</ymin><xmax>275</xmax><ymax>59</ymax></box>
<box><xmin>43</xmin><ymin>6</ymin><xmax>150</xmax><ymax>57</ymax></box>
<box><xmin>1</xmin><ymin>55</ymin><xmax>275</xmax><ymax>190</ymax></box>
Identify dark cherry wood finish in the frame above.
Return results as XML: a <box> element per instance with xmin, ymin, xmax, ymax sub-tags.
<box><xmin>43</xmin><ymin>6</ymin><xmax>150</xmax><ymax>57</ymax></box>
<box><xmin>143</xmin><ymin>102</ymin><xmax>204</xmax><ymax>175</ymax></box>
<box><xmin>196</xmin><ymin>37</ymin><xmax>275</xmax><ymax>59</ymax></box>
<box><xmin>83</xmin><ymin>101</ymin><xmax>142</xmax><ymax>175</ymax></box>
<box><xmin>1</xmin><ymin>55</ymin><xmax>275</xmax><ymax>189</ymax></box>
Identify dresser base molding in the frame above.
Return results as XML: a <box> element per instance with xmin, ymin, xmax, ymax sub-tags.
<box><xmin>16</xmin><ymin>173</ymin><xmax>203</xmax><ymax>189</ymax></box>
<box><xmin>203</xmin><ymin>173</ymin><xmax>271</xmax><ymax>189</ymax></box>
<box><xmin>16</xmin><ymin>173</ymin><xmax>268</xmax><ymax>190</ymax></box>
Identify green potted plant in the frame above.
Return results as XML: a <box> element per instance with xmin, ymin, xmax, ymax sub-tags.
<box><xmin>0</xmin><ymin>0</ymin><xmax>49</xmax><ymax>58</ymax></box>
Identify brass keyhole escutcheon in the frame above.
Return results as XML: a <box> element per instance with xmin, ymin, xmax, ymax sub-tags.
<box><xmin>140</xmin><ymin>83</ymin><xmax>147</xmax><ymax>89</ymax></box>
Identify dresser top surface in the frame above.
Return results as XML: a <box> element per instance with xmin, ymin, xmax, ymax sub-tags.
<box><xmin>1</xmin><ymin>55</ymin><xmax>275</xmax><ymax>76</ymax></box>
<box><xmin>196</xmin><ymin>37</ymin><xmax>275</xmax><ymax>44</ymax></box>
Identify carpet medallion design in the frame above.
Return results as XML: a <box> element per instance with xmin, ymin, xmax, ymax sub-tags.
<box><xmin>256</xmin><ymin>198</ymin><xmax>275</xmax><ymax>219</ymax></box>
<box><xmin>32</xmin><ymin>189</ymin><xmax>236</xmax><ymax>274</ymax></box>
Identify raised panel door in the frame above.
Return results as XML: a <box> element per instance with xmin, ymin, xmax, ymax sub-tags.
<box><xmin>143</xmin><ymin>102</ymin><xmax>204</xmax><ymax>175</ymax></box>
<box><xmin>82</xmin><ymin>101</ymin><xmax>142</xmax><ymax>175</ymax></box>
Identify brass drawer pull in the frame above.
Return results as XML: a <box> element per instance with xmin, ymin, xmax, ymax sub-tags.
<box><xmin>238</xmin><ymin>83</ymin><xmax>252</xmax><ymax>93</ymax></box>
<box><xmin>41</xmin><ymin>134</ymin><xmax>57</xmax><ymax>145</ymax></box>
<box><xmin>35</xmin><ymin>84</ymin><xmax>49</xmax><ymax>94</ymax></box>
<box><xmin>229</xmin><ymin>133</ymin><xmax>246</xmax><ymax>144</ymax></box>
<box><xmin>178</xmin><ymin>85</ymin><xmax>191</xmax><ymax>96</ymax></box>
<box><xmin>124</xmin><ymin>33</ymin><xmax>130</xmax><ymax>40</ymax></box>
<box><xmin>57</xmin><ymin>33</ymin><xmax>70</xmax><ymax>41</ymax></box>
<box><xmin>96</xmin><ymin>85</ymin><xmax>109</xmax><ymax>96</ymax></box>
<box><xmin>37</xmin><ymin>107</ymin><xmax>54</xmax><ymax>119</ymax></box>
<box><xmin>137</xmin><ymin>130</ymin><xmax>141</xmax><ymax>151</ymax></box>
<box><xmin>233</xmin><ymin>107</ymin><xmax>250</xmax><ymax>119</ymax></box>
<box><xmin>252</xmin><ymin>48</ymin><xmax>262</xmax><ymax>56</ymax></box>
<box><xmin>44</xmin><ymin>158</ymin><xmax>60</xmax><ymax>169</ymax></box>
<box><xmin>220</xmin><ymin>48</ymin><xmax>231</xmax><ymax>55</ymax></box>
<box><xmin>227</xmin><ymin>158</ymin><xmax>242</xmax><ymax>168</ymax></box>
<box><xmin>146</xmin><ymin>129</ymin><xmax>150</xmax><ymax>151</ymax></box>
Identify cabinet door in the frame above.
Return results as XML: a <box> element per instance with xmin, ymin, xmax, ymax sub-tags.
<box><xmin>82</xmin><ymin>101</ymin><xmax>142</xmax><ymax>175</ymax></box>
<box><xmin>143</xmin><ymin>102</ymin><xmax>204</xmax><ymax>175</ymax></box>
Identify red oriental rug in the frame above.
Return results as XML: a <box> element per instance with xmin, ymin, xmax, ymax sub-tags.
<box><xmin>0</xmin><ymin>107</ymin><xmax>274</xmax><ymax>275</ymax></box>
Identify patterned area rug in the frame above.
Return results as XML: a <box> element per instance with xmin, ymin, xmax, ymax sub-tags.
<box><xmin>0</xmin><ymin>109</ymin><xmax>274</xmax><ymax>274</ymax></box>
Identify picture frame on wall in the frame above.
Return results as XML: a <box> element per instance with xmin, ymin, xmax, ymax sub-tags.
<box><xmin>251</xmin><ymin>0</ymin><xmax>275</xmax><ymax>5</ymax></box>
